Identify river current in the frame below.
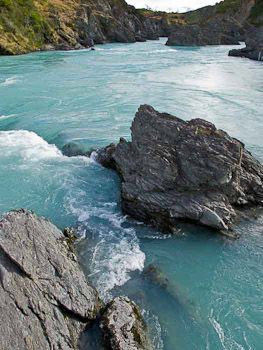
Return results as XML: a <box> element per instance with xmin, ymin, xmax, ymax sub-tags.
<box><xmin>1</xmin><ymin>38</ymin><xmax>263</xmax><ymax>349</ymax></box>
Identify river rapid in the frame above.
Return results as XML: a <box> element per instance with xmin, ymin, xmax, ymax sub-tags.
<box><xmin>1</xmin><ymin>38</ymin><xmax>263</xmax><ymax>349</ymax></box>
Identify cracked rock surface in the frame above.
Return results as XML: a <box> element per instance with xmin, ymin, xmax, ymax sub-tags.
<box><xmin>100</xmin><ymin>297</ymin><xmax>152</xmax><ymax>350</ymax></box>
<box><xmin>0</xmin><ymin>209</ymin><xmax>102</xmax><ymax>350</ymax></box>
<box><xmin>98</xmin><ymin>105</ymin><xmax>263</xmax><ymax>231</ymax></box>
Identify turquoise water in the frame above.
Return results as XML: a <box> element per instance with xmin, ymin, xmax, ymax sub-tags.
<box><xmin>1</xmin><ymin>38</ymin><xmax>263</xmax><ymax>349</ymax></box>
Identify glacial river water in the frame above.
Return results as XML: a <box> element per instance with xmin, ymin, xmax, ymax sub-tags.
<box><xmin>1</xmin><ymin>38</ymin><xmax>263</xmax><ymax>349</ymax></box>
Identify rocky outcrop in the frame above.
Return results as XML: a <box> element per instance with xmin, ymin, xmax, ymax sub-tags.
<box><xmin>166</xmin><ymin>16</ymin><xmax>241</xmax><ymax>46</ymax></box>
<box><xmin>229</xmin><ymin>25</ymin><xmax>263</xmax><ymax>61</ymax></box>
<box><xmin>0</xmin><ymin>0</ymin><xmax>166</xmax><ymax>55</ymax></box>
<box><xmin>167</xmin><ymin>0</ymin><xmax>261</xmax><ymax>47</ymax></box>
<box><xmin>74</xmin><ymin>2</ymin><xmax>160</xmax><ymax>46</ymax></box>
<box><xmin>100</xmin><ymin>296</ymin><xmax>152</xmax><ymax>350</ymax></box>
<box><xmin>0</xmin><ymin>209</ymin><xmax>102</xmax><ymax>349</ymax></box>
<box><xmin>0</xmin><ymin>209</ymin><xmax>152</xmax><ymax>349</ymax></box>
<box><xmin>98</xmin><ymin>105</ymin><xmax>263</xmax><ymax>232</ymax></box>
<box><xmin>0</xmin><ymin>0</ymin><xmax>261</xmax><ymax>55</ymax></box>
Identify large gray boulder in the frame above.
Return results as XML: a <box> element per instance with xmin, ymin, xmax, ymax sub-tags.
<box><xmin>100</xmin><ymin>296</ymin><xmax>152</xmax><ymax>350</ymax></box>
<box><xmin>98</xmin><ymin>105</ymin><xmax>263</xmax><ymax>232</ymax></box>
<box><xmin>0</xmin><ymin>209</ymin><xmax>102</xmax><ymax>350</ymax></box>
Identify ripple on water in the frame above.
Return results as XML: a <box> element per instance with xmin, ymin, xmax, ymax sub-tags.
<box><xmin>0</xmin><ymin>76</ymin><xmax>20</xmax><ymax>86</ymax></box>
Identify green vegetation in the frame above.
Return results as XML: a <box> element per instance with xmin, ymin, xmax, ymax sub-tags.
<box><xmin>249</xmin><ymin>0</ymin><xmax>263</xmax><ymax>25</ymax></box>
<box><xmin>215</xmin><ymin>0</ymin><xmax>242</xmax><ymax>14</ymax></box>
<box><xmin>137</xmin><ymin>8</ymin><xmax>186</xmax><ymax>24</ymax></box>
<box><xmin>0</xmin><ymin>0</ymin><xmax>55</xmax><ymax>54</ymax></box>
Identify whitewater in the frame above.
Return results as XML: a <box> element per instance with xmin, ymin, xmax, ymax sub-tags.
<box><xmin>1</xmin><ymin>38</ymin><xmax>263</xmax><ymax>349</ymax></box>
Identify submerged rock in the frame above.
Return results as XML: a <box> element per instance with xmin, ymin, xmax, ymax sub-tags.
<box><xmin>143</xmin><ymin>264</ymin><xmax>170</xmax><ymax>290</ymax></box>
<box><xmin>0</xmin><ymin>209</ymin><xmax>102</xmax><ymax>349</ymax></box>
<box><xmin>62</xmin><ymin>142</ymin><xmax>89</xmax><ymax>157</ymax></box>
<box><xmin>98</xmin><ymin>105</ymin><xmax>263</xmax><ymax>232</ymax></box>
<box><xmin>100</xmin><ymin>296</ymin><xmax>152</xmax><ymax>350</ymax></box>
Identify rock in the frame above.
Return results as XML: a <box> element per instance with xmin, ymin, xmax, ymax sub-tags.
<box><xmin>166</xmin><ymin>24</ymin><xmax>202</xmax><ymax>46</ymax></box>
<box><xmin>100</xmin><ymin>296</ymin><xmax>152</xmax><ymax>350</ymax></box>
<box><xmin>97</xmin><ymin>143</ymin><xmax>117</xmax><ymax>169</ymax></box>
<box><xmin>62</xmin><ymin>142</ymin><xmax>89</xmax><ymax>157</ymax></box>
<box><xmin>229</xmin><ymin>26</ymin><xmax>263</xmax><ymax>61</ymax></box>
<box><xmin>167</xmin><ymin>16</ymin><xmax>241</xmax><ymax>46</ymax></box>
<box><xmin>98</xmin><ymin>105</ymin><xmax>263</xmax><ymax>232</ymax></box>
<box><xmin>40</xmin><ymin>44</ymin><xmax>56</xmax><ymax>52</ymax></box>
<box><xmin>74</xmin><ymin>43</ymin><xmax>85</xmax><ymax>50</ymax></box>
<box><xmin>0</xmin><ymin>0</ymin><xmax>167</xmax><ymax>55</ymax></box>
<box><xmin>0</xmin><ymin>209</ymin><xmax>103</xmax><ymax>349</ymax></box>
<box><xmin>143</xmin><ymin>264</ymin><xmax>169</xmax><ymax>290</ymax></box>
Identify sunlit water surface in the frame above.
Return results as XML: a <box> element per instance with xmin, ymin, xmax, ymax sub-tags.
<box><xmin>1</xmin><ymin>38</ymin><xmax>263</xmax><ymax>349</ymax></box>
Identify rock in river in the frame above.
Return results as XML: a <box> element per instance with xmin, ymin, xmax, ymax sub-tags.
<box><xmin>98</xmin><ymin>105</ymin><xmax>263</xmax><ymax>232</ymax></box>
<box><xmin>100</xmin><ymin>296</ymin><xmax>152</xmax><ymax>350</ymax></box>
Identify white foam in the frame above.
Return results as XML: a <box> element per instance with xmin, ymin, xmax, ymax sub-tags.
<box><xmin>0</xmin><ymin>130</ymin><xmax>63</xmax><ymax>161</ymax></box>
<box><xmin>151</xmin><ymin>49</ymin><xmax>177</xmax><ymax>53</ymax></box>
<box><xmin>209</xmin><ymin>310</ymin><xmax>226</xmax><ymax>349</ymax></box>
<box><xmin>89</xmin><ymin>150</ymin><xmax>98</xmax><ymax>162</ymax></box>
<box><xmin>66</xmin><ymin>199</ymin><xmax>145</xmax><ymax>301</ymax></box>
<box><xmin>78</xmin><ymin>211</ymin><xmax>90</xmax><ymax>222</ymax></box>
<box><xmin>104</xmin><ymin>202</ymin><xmax>117</xmax><ymax>208</ymax></box>
<box><xmin>0</xmin><ymin>115</ymin><xmax>13</xmax><ymax>119</ymax></box>
<box><xmin>142</xmin><ymin>310</ymin><xmax>164</xmax><ymax>350</ymax></box>
<box><xmin>90</xmin><ymin>233</ymin><xmax>145</xmax><ymax>300</ymax></box>
<box><xmin>106</xmin><ymin>47</ymin><xmax>129</xmax><ymax>52</ymax></box>
<box><xmin>1</xmin><ymin>76</ymin><xmax>19</xmax><ymax>86</ymax></box>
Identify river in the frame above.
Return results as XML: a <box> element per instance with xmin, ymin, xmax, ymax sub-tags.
<box><xmin>1</xmin><ymin>38</ymin><xmax>263</xmax><ymax>349</ymax></box>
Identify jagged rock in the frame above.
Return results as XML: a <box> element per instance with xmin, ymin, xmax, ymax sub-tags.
<box><xmin>0</xmin><ymin>209</ymin><xmax>103</xmax><ymax>350</ymax></box>
<box><xmin>229</xmin><ymin>25</ymin><xmax>263</xmax><ymax>61</ymax></box>
<box><xmin>98</xmin><ymin>105</ymin><xmax>263</xmax><ymax>232</ymax></box>
<box><xmin>100</xmin><ymin>296</ymin><xmax>152</xmax><ymax>350</ymax></box>
<box><xmin>97</xmin><ymin>143</ymin><xmax>117</xmax><ymax>169</ymax></box>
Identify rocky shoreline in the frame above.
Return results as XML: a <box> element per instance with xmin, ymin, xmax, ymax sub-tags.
<box><xmin>0</xmin><ymin>0</ymin><xmax>262</xmax><ymax>57</ymax></box>
<box><xmin>229</xmin><ymin>25</ymin><xmax>263</xmax><ymax>61</ymax></box>
<box><xmin>0</xmin><ymin>0</ymin><xmax>170</xmax><ymax>55</ymax></box>
<box><xmin>98</xmin><ymin>105</ymin><xmax>263</xmax><ymax>233</ymax></box>
<box><xmin>166</xmin><ymin>16</ymin><xmax>241</xmax><ymax>47</ymax></box>
<box><xmin>0</xmin><ymin>209</ymin><xmax>151</xmax><ymax>350</ymax></box>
